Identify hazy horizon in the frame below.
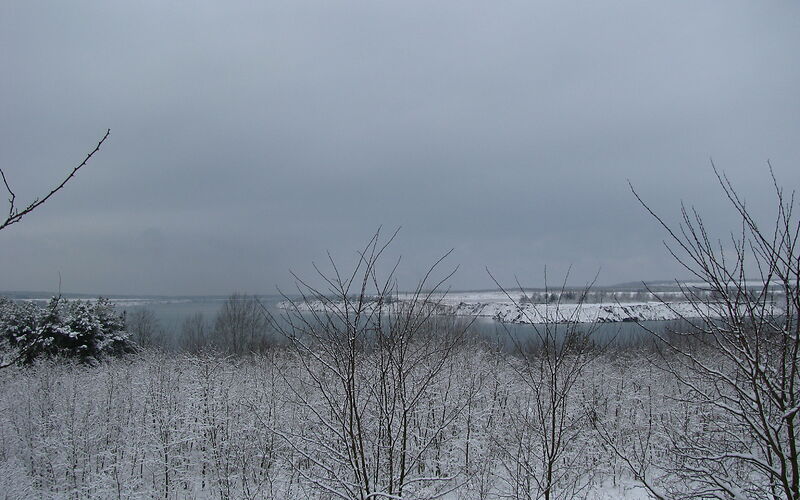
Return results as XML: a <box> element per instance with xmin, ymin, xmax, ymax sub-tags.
<box><xmin>0</xmin><ymin>277</ymin><xmax>723</xmax><ymax>298</ymax></box>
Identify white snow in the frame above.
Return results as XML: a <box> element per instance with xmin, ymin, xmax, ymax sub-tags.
<box><xmin>278</xmin><ymin>291</ymin><xmax>783</xmax><ymax>324</ymax></box>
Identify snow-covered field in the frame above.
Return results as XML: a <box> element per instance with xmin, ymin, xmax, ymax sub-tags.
<box><xmin>1</xmin><ymin>291</ymin><xmax>788</xmax><ymax>499</ymax></box>
<box><xmin>278</xmin><ymin>291</ymin><xmax>781</xmax><ymax>324</ymax></box>
<box><xmin>425</xmin><ymin>294</ymin><xmax>720</xmax><ymax>323</ymax></box>
<box><xmin>0</xmin><ymin>348</ymin><xmax>709</xmax><ymax>499</ymax></box>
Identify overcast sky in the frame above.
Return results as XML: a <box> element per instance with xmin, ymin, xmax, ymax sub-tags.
<box><xmin>1</xmin><ymin>1</ymin><xmax>799</xmax><ymax>295</ymax></box>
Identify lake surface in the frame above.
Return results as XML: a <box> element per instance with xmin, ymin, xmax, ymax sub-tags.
<box><xmin>118</xmin><ymin>295</ymin><xmax>678</xmax><ymax>349</ymax></box>
<box><xmin>117</xmin><ymin>296</ymin><xmax>280</xmax><ymax>333</ymax></box>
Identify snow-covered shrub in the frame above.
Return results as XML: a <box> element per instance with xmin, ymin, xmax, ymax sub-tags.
<box><xmin>0</xmin><ymin>297</ymin><xmax>40</xmax><ymax>357</ymax></box>
<box><xmin>0</xmin><ymin>297</ymin><xmax>133</xmax><ymax>364</ymax></box>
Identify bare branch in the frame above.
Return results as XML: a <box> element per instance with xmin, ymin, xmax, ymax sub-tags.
<box><xmin>0</xmin><ymin>128</ymin><xmax>110</xmax><ymax>232</ymax></box>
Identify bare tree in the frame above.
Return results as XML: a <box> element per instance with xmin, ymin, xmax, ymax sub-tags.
<box><xmin>214</xmin><ymin>293</ymin><xmax>271</xmax><ymax>355</ymax></box>
<box><xmin>266</xmin><ymin>229</ymin><xmax>477</xmax><ymax>500</ymax></box>
<box><xmin>630</xmin><ymin>164</ymin><xmax>800</xmax><ymax>499</ymax></box>
<box><xmin>589</xmin><ymin>348</ymin><xmax>671</xmax><ymax>500</ymax></box>
<box><xmin>180</xmin><ymin>312</ymin><xmax>210</xmax><ymax>353</ymax></box>
<box><xmin>489</xmin><ymin>270</ymin><xmax>602</xmax><ymax>500</ymax></box>
<box><xmin>126</xmin><ymin>308</ymin><xmax>161</xmax><ymax>348</ymax></box>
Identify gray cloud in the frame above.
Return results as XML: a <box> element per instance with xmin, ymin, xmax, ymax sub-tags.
<box><xmin>1</xmin><ymin>0</ymin><xmax>799</xmax><ymax>295</ymax></box>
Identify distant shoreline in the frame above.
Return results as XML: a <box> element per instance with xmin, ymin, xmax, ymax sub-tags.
<box><xmin>278</xmin><ymin>291</ymin><xmax>783</xmax><ymax>325</ymax></box>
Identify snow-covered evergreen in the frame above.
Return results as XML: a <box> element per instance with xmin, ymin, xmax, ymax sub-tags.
<box><xmin>0</xmin><ymin>297</ymin><xmax>133</xmax><ymax>365</ymax></box>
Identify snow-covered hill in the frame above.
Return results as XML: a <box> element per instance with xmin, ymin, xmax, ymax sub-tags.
<box><xmin>444</xmin><ymin>300</ymin><xmax>717</xmax><ymax>324</ymax></box>
<box><xmin>277</xmin><ymin>291</ymin><xmax>780</xmax><ymax>324</ymax></box>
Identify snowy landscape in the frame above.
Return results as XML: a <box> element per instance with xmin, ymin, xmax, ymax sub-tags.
<box><xmin>0</xmin><ymin>341</ymin><xmax>674</xmax><ymax>499</ymax></box>
<box><xmin>3</xmin><ymin>1</ymin><xmax>800</xmax><ymax>499</ymax></box>
<box><xmin>280</xmin><ymin>288</ymin><xmax>785</xmax><ymax>324</ymax></box>
<box><xmin>0</xmin><ymin>277</ymin><xmax>795</xmax><ymax>499</ymax></box>
<box><xmin>0</xmin><ymin>272</ymin><xmax>795</xmax><ymax>499</ymax></box>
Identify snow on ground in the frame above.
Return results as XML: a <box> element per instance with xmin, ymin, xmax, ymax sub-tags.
<box><xmin>445</xmin><ymin>299</ymin><xmax>720</xmax><ymax>323</ymax></box>
<box><xmin>440</xmin><ymin>291</ymin><xmax>782</xmax><ymax>324</ymax></box>
<box><xmin>278</xmin><ymin>290</ymin><xmax>782</xmax><ymax>324</ymax></box>
<box><xmin>586</xmin><ymin>480</ymin><xmax>655</xmax><ymax>500</ymax></box>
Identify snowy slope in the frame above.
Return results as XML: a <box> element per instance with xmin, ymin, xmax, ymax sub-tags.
<box><xmin>277</xmin><ymin>290</ymin><xmax>782</xmax><ymax>324</ymax></box>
